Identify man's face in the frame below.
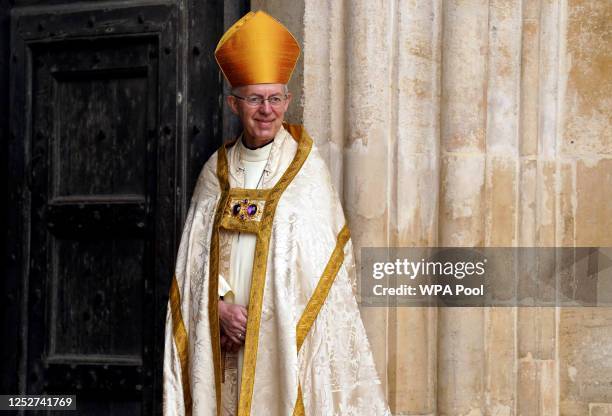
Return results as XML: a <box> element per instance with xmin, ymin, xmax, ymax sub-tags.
<box><xmin>227</xmin><ymin>83</ymin><xmax>292</xmax><ymax>147</ymax></box>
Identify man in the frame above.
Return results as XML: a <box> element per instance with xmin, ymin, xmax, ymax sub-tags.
<box><xmin>163</xmin><ymin>10</ymin><xmax>390</xmax><ymax>416</ymax></box>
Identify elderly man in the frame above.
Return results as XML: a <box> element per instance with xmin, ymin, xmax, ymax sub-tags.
<box><xmin>163</xmin><ymin>11</ymin><xmax>390</xmax><ymax>416</ymax></box>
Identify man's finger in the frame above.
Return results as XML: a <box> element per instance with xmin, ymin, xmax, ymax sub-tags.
<box><xmin>230</xmin><ymin>316</ymin><xmax>247</xmax><ymax>333</ymax></box>
<box><xmin>235</xmin><ymin>330</ymin><xmax>246</xmax><ymax>343</ymax></box>
<box><xmin>228</xmin><ymin>331</ymin><xmax>242</xmax><ymax>344</ymax></box>
<box><xmin>235</xmin><ymin>311</ymin><xmax>248</xmax><ymax>327</ymax></box>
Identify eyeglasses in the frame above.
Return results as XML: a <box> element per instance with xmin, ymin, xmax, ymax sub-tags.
<box><xmin>232</xmin><ymin>94</ymin><xmax>287</xmax><ymax>107</ymax></box>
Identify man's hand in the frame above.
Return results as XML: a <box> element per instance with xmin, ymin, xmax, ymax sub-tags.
<box><xmin>218</xmin><ymin>299</ymin><xmax>248</xmax><ymax>345</ymax></box>
<box><xmin>220</xmin><ymin>333</ymin><xmax>241</xmax><ymax>353</ymax></box>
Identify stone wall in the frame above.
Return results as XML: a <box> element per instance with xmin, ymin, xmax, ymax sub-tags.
<box><xmin>252</xmin><ymin>1</ymin><xmax>611</xmax><ymax>414</ymax></box>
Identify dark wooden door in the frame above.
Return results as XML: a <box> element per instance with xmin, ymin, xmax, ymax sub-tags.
<box><xmin>12</xmin><ymin>4</ymin><xmax>178</xmax><ymax>415</ymax></box>
<box><xmin>4</xmin><ymin>1</ymin><xmax>243</xmax><ymax>414</ymax></box>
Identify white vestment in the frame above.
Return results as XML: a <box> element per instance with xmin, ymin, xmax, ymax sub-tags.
<box><xmin>221</xmin><ymin>138</ymin><xmax>273</xmax><ymax>402</ymax></box>
<box><xmin>163</xmin><ymin>125</ymin><xmax>390</xmax><ymax>416</ymax></box>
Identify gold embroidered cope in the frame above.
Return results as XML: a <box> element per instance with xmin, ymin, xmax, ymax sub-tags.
<box><xmin>164</xmin><ymin>124</ymin><xmax>389</xmax><ymax>416</ymax></box>
<box><xmin>208</xmin><ymin>124</ymin><xmax>312</xmax><ymax>416</ymax></box>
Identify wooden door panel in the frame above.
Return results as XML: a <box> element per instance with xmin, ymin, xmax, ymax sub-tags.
<box><xmin>54</xmin><ymin>73</ymin><xmax>148</xmax><ymax>197</ymax></box>
<box><xmin>50</xmin><ymin>237</ymin><xmax>144</xmax><ymax>358</ymax></box>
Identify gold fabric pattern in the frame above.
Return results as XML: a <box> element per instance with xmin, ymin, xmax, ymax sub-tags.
<box><xmin>292</xmin><ymin>385</ymin><xmax>305</xmax><ymax>416</ymax></box>
<box><xmin>208</xmin><ymin>145</ymin><xmax>231</xmax><ymax>416</ymax></box>
<box><xmin>292</xmin><ymin>224</ymin><xmax>351</xmax><ymax>414</ymax></box>
<box><xmin>296</xmin><ymin>224</ymin><xmax>350</xmax><ymax>350</ymax></box>
<box><xmin>170</xmin><ymin>275</ymin><xmax>192</xmax><ymax>414</ymax></box>
<box><xmin>220</xmin><ymin>189</ymin><xmax>271</xmax><ymax>233</ymax></box>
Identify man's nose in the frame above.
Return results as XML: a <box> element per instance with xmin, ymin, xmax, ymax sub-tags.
<box><xmin>258</xmin><ymin>100</ymin><xmax>272</xmax><ymax>113</ymax></box>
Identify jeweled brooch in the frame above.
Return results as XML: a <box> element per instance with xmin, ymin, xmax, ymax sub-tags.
<box><xmin>229</xmin><ymin>198</ymin><xmax>265</xmax><ymax>222</ymax></box>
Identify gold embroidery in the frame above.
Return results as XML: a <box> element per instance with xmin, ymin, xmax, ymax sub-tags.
<box><xmin>227</xmin><ymin>198</ymin><xmax>266</xmax><ymax>222</ymax></box>
<box><xmin>292</xmin><ymin>224</ymin><xmax>351</xmax><ymax>414</ymax></box>
<box><xmin>226</xmin><ymin>188</ymin><xmax>269</xmax><ymax>202</ymax></box>
<box><xmin>170</xmin><ymin>275</ymin><xmax>192</xmax><ymax>414</ymax></box>
<box><xmin>236</xmin><ymin>125</ymin><xmax>312</xmax><ymax>416</ymax></box>
<box><xmin>208</xmin><ymin>145</ymin><xmax>231</xmax><ymax>416</ymax></box>
<box><xmin>220</xmin><ymin>189</ymin><xmax>272</xmax><ymax>233</ymax></box>
<box><xmin>292</xmin><ymin>385</ymin><xmax>305</xmax><ymax>416</ymax></box>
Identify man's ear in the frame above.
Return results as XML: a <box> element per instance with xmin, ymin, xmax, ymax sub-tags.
<box><xmin>284</xmin><ymin>92</ymin><xmax>293</xmax><ymax>108</ymax></box>
<box><xmin>227</xmin><ymin>95</ymin><xmax>239</xmax><ymax>115</ymax></box>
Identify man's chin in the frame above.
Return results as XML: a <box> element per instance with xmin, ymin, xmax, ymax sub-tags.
<box><xmin>255</xmin><ymin>122</ymin><xmax>274</xmax><ymax>131</ymax></box>
<box><xmin>253</xmin><ymin>127</ymin><xmax>278</xmax><ymax>139</ymax></box>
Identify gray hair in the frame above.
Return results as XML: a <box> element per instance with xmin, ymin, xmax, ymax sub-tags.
<box><xmin>231</xmin><ymin>84</ymin><xmax>288</xmax><ymax>96</ymax></box>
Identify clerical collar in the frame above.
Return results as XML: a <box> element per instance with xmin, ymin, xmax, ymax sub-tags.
<box><xmin>242</xmin><ymin>137</ymin><xmax>274</xmax><ymax>150</ymax></box>
<box><xmin>239</xmin><ymin>136</ymin><xmax>273</xmax><ymax>162</ymax></box>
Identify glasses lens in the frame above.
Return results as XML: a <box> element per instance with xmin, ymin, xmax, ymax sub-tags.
<box><xmin>245</xmin><ymin>96</ymin><xmax>263</xmax><ymax>106</ymax></box>
<box><xmin>268</xmin><ymin>96</ymin><xmax>283</xmax><ymax>105</ymax></box>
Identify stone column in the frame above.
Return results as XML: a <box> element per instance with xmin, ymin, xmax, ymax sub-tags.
<box><xmin>558</xmin><ymin>0</ymin><xmax>612</xmax><ymax>414</ymax></box>
<box><xmin>437</xmin><ymin>1</ymin><xmax>488</xmax><ymax>414</ymax></box>
<box><xmin>484</xmin><ymin>1</ymin><xmax>522</xmax><ymax>415</ymax></box>
<box><xmin>387</xmin><ymin>1</ymin><xmax>441</xmax><ymax>413</ymax></box>
<box><xmin>342</xmin><ymin>0</ymin><xmax>394</xmax><ymax>395</ymax></box>
<box><xmin>517</xmin><ymin>0</ymin><xmax>562</xmax><ymax>414</ymax></box>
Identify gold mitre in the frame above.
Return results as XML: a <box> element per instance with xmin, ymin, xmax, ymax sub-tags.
<box><xmin>215</xmin><ymin>11</ymin><xmax>300</xmax><ymax>87</ymax></box>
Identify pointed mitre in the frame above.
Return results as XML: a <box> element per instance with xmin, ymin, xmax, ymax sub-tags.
<box><xmin>214</xmin><ymin>11</ymin><xmax>300</xmax><ymax>87</ymax></box>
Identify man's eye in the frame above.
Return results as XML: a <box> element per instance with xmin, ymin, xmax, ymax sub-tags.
<box><xmin>246</xmin><ymin>97</ymin><xmax>262</xmax><ymax>104</ymax></box>
<box><xmin>269</xmin><ymin>97</ymin><xmax>282</xmax><ymax>104</ymax></box>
